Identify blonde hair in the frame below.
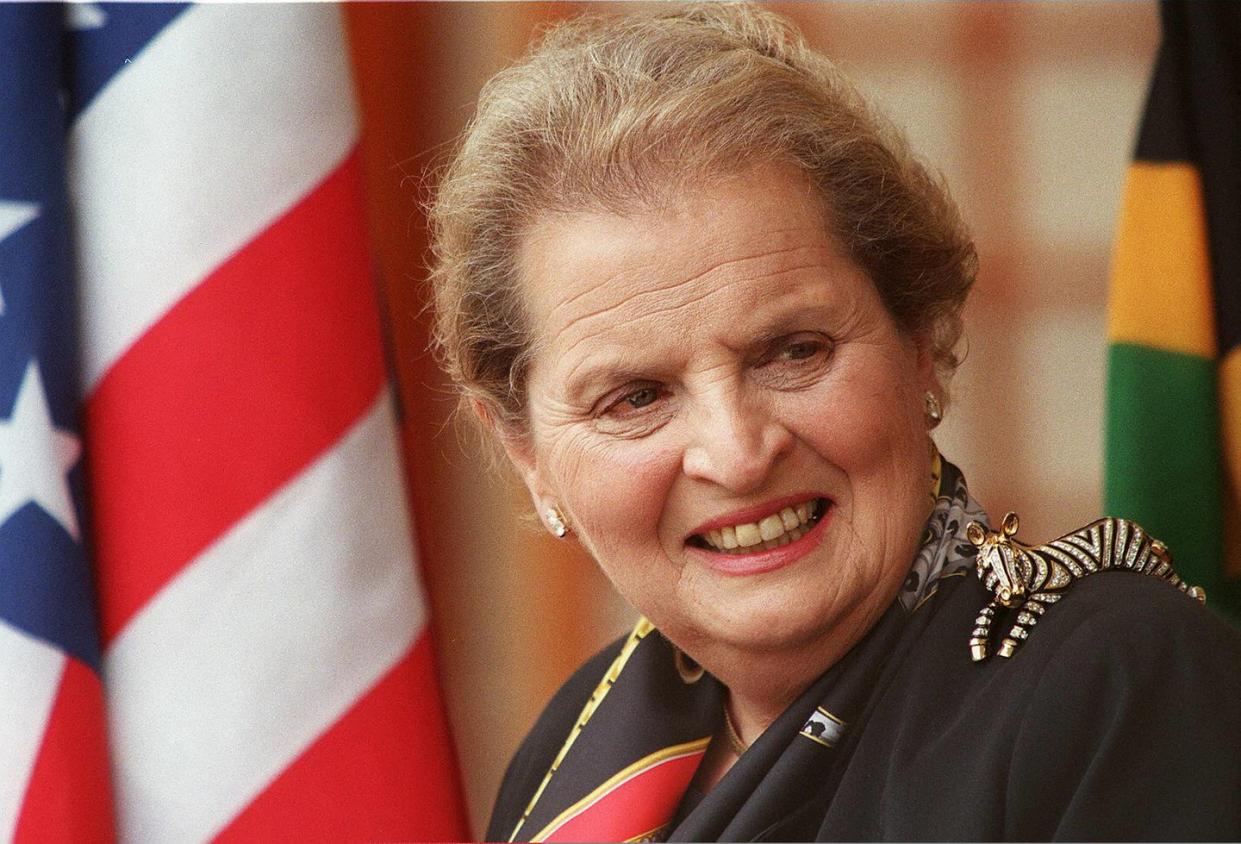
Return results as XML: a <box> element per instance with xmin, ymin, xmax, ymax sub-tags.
<box><xmin>428</xmin><ymin>4</ymin><xmax>976</xmax><ymax>433</ymax></box>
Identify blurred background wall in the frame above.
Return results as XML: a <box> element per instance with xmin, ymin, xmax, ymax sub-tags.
<box><xmin>344</xmin><ymin>3</ymin><xmax>1160</xmax><ymax>835</ymax></box>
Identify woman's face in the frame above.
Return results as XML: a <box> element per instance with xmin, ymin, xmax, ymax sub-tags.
<box><xmin>508</xmin><ymin>164</ymin><xmax>938</xmax><ymax>667</ymax></box>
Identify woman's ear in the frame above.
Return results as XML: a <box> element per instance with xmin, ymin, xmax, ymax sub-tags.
<box><xmin>471</xmin><ymin>398</ymin><xmax>548</xmax><ymax>513</ymax></box>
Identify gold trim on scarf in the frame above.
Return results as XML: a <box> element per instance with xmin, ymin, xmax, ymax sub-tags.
<box><xmin>625</xmin><ymin>821</ymin><xmax>672</xmax><ymax>843</ymax></box>
<box><xmin>508</xmin><ymin>617</ymin><xmax>656</xmax><ymax>842</ymax></box>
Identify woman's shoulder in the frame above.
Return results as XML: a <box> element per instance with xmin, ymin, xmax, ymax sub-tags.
<box><xmin>1005</xmin><ymin>572</ymin><xmax>1241</xmax><ymax>837</ymax></box>
<box><xmin>1019</xmin><ymin>566</ymin><xmax>1241</xmax><ymax>672</ymax></box>
<box><xmin>485</xmin><ymin>634</ymin><xmax>629</xmax><ymax>842</ymax></box>
<box><xmin>931</xmin><ymin>561</ymin><xmax>1241</xmax><ymax>700</ymax></box>
<box><xmin>918</xmin><ymin>566</ymin><xmax>1241</xmax><ymax>838</ymax></box>
<box><xmin>843</xmin><ymin>566</ymin><xmax>1241</xmax><ymax>839</ymax></box>
<box><xmin>929</xmin><ymin>515</ymin><xmax>1241</xmax><ymax>674</ymax></box>
<box><xmin>1000</xmin><ymin>569</ymin><xmax>1241</xmax><ymax>740</ymax></box>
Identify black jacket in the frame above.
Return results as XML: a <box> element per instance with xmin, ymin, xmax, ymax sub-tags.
<box><xmin>489</xmin><ymin>571</ymin><xmax>1241</xmax><ymax>841</ymax></box>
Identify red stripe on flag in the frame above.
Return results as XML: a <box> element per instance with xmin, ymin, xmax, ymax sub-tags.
<box><xmin>546</xmin><ymin>750</ymin><xmax>706</xmax><ymax>843</ymax></box>
<box><xmin>14</xmin><ymin>658</ymin><xmax>116</xmax><ymax>844</ymax></box>
<box><xmin>213</xmin><ymin>630</ymin><xmax>469</xmax><ymax>841</ymax></box>
<box><xmin>86</xmin><ymin>149</ymin><xmax>386</xmax><ymax>645</ymax></box>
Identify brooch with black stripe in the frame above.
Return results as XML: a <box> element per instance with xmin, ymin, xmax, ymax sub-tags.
<box><xmin>966</xmin><ymin>512</ymin><xmax>1205</xmax><ymax>661</ymax></box>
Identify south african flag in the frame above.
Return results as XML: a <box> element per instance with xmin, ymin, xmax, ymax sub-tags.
<box><xmin>1106</xmin><ymin>1</ymin><xmax>1241</xmax><ymax>620</ymax></box>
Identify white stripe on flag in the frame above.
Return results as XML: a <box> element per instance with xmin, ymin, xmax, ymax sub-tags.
<box><xmin>104</xmin><ymin>390</ymin><xmax>426</xmax><ymax>842</ymax></box>
<box><xmin>70</xmin><ymin>2</ymin><xmax>358</xmax><ymax>391</ymax></box>
<box><xmin>0</xmin><ymin>622</ymin><xmax>66</xmax><ymax>841</ymax></box>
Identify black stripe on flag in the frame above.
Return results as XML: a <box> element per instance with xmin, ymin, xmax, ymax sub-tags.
<box><xmin>1135</xmin><ymin>2</ymin><xmax>1241</xmax><ymax>354</ymax></box>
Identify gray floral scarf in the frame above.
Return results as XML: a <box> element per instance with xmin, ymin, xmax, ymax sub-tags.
<box><xmin>899</xmin><ymin>452</ymin><xmax>991</xmax><ymax>611</ymax></box>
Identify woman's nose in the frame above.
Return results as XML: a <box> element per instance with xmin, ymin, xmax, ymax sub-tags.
<box><xmin>681</xmin><ymin>398</ymin><xmax>793</xmax><ymax>493</ymax></box>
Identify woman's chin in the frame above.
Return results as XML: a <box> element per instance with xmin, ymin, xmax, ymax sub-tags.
<box><xmin>652</xmin><ymin>550</ymin><xmax>896</xmax><ymax>674</ymax></box>
<box><xmin>671</xmin><ymin>582</ymin><xmax>857</xmax><ymax>663</ymax></box>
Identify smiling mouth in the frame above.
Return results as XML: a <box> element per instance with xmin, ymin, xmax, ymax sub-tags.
<box><xmin>688</xmin><ymin>498</ymin><xmax>829</xmax><ymax>554</ymax></box>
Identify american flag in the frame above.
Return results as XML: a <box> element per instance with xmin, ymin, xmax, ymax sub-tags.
<box><xmin>1</xmin><ymin>4</ymin><xmax>467</xmax><ymax>840</ymax></box>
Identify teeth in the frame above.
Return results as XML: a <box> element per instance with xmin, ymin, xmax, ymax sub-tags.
<box><xmin>695</xmin><ymin>499</ymin><xmax>824</xmax><ymax>552</ymax></box>
<box><xmin>758</xmin><ymin>514</ymin><xmax>784</xmax><ymax>541</ymax></box>
<box><xmin>735</xmin><ymin>523</ymin><xmax>761</xmax><ymax>547</ymax></box>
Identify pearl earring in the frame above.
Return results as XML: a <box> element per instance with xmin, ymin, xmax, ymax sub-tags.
<box><xmin>924</xmin><ymin>392</ymin><xmax>943</xmax><ymax>426</ymax></box>
<box><xmin>545</xmin><ymin>506</ymin><xmax>568</xmax><ymax>538</ymax></box>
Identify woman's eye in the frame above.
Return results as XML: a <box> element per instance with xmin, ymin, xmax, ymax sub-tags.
<box><xmin>754</xmin><ymin>333</ymin><xmax>834</xmax><ymax>388</ymax></box>
<box><xmin>599</xmin><ymin>383</ymin><xmax>666</xmax><ymax>418</ymax></box>
<box><xmin>594</xmin><ymin>383</ymin><xmax>672</xmax><ymax>436</ymax></box>
<box><xmin>767</xmin><ymin>335</ymin><xmax>830</xmax><ymax>364</ymax></box>
<box><xmin>624</xmin><ymin>387</ymin><xmax>660</xmax><ymax>409</ymax></box>
<box><xmin>782</xmin><ymin>340</ymin><xmax>822</xmax><ymax>361</ymax></box>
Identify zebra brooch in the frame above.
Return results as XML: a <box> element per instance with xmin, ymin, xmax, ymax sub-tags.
<box><xmin>965</xmin><ymin>512</ymin><xmax>1205</xmax><ymax>662</ymax></box>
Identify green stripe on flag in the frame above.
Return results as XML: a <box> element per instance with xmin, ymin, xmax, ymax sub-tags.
<box><xmin>1105</xmin><ymin>342</ymin><xmax>1223</xmax><ymax>598</ymax></box>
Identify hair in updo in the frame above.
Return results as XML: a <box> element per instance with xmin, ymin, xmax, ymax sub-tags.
<box><xmin>428</xmin><ymin>3</ymin><xmax>976</xmax><ymax>435</ymax></box>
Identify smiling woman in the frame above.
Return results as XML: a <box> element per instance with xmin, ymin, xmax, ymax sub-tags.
<box><xmin>514</xmin><ymin>164</ymin><xmax>937</xmax><ymax>727</ymax></box>
<box><xmin>426</xmin><ymin>4</ymin><xmax>1241</xmax><ymax>842</ymax></box>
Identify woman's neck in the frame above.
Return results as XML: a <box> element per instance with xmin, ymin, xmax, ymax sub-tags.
<box><xmin>725</xmin><ymin>685</ymin><xmax>784</xmax><ymax>748</ymax></box>
<box><xmin>704</xmin><ymin>598</ymin><xmax>880</xmax><ymax>736</ymax></box>
<box><xmin>690</xmin><ymin>681</ymin><xmax>809</xmax><ymax>794</ymax></box>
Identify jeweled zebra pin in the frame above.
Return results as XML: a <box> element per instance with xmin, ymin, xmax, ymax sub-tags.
<box><xmin>966</xmin><ymin>512</ymin><xmax>1206</xmax><ymax>661</ymax></box>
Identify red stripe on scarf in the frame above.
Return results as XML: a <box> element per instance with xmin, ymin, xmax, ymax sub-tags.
<box><xmin>542</xmin><ymin>748</ymin><xmax>706</xmax><ymax>843</ymax></box>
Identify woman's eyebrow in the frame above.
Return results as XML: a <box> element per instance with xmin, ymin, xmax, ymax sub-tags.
<box><xmin>750</xmin><ymin>303</ymin><xmax>838</xmax><ymax>339</ymax></box>
<box><xmin>561</xmin><ymin>356</ymin><xmax>654</xmax><ymax>405</ymax></box>
<box><xmin>562</xmin><ymin>304</ymin><xmax>841</xmax><ymax>399</ymax></box>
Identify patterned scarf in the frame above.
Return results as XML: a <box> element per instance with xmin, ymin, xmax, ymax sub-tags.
<box><xmin>504</xmin><ymin>457</ymin><xmax>989</xmax><ymax>843</ymax></box>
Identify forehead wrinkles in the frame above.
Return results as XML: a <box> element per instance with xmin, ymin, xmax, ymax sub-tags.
<box><xmin>546</xmin><ymin>238</ymin><xmax>833</xmax><ymax>359</ymax></box>
<box><xmin>545</xmin><ymin>226</ymin><xmax>814</xmax><ymax>320</ymax></box>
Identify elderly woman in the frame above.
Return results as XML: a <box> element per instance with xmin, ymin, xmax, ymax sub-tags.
<box><xmin>429</xmin><ymin>6</ymin><xmax>1241</xmax><ymax>841</ymax></box>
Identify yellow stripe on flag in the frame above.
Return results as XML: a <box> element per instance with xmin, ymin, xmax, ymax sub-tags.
<box><xmin>1108</xmin><ymin>161</ymin><xmax>1217</xmax><ymax>358</ymax></box>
